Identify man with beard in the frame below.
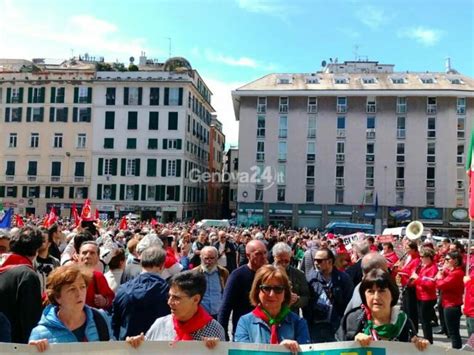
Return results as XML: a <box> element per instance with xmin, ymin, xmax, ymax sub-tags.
<box><xmin>192</xmin><ymin>246</ymin><xmax>229</xmax><ymax>319</ymax></box>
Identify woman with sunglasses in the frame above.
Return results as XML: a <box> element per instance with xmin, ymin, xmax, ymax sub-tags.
<box><xmin>435</xmin><ymin>251</ymin><xmax>465</xmax><ymax>349</ymax></box>
<box><xmin>234</xmin><ymin>265</ymin><xmax>309</xmax><ymax>354</ymax></box>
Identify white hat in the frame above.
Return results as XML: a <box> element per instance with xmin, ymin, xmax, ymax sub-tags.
<box><xmin>136</xmin><ymin>233</ymin><xmax>163</xmax><ymax>254</ymax></box>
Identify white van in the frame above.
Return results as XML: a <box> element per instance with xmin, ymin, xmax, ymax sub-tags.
<box><xmin>382</xmin><ymin>226</ymin><xmax>432</xmax><ymax>238</ymax></box>
<box><xmin>196</xmin><ymin>219</ymin><xmax>230</xmax><ymax>228</ymax></box>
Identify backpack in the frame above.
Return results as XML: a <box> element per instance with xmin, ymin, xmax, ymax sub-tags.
<box><xmin>91</xmin><ymin>308</ymin><xmax>110</xmax><ymax>341</ymax></box>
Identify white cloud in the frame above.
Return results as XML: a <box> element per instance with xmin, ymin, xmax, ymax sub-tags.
<box><xmin>236</xmin><ymin>0</ymin><xmax>296</xmax><ymax>22</ymax></box>
<box><xmin>205</xmin><ymin>78</ymin><xmax>244</xmax><ymax>147</ymax></box>
<box><xmin>204</xmin><ymin>49</ymin><xmax>276</xmax><ymax>71</ymax></box>
<box><xmin>355</xmin><ymin>5</ymin><xmax>389</xmax><ymax>29</ymax></box>
<box><xmin>397</xmin><ymin>26</ymin><xmax>443</xmax><ymax>46</ymax></box>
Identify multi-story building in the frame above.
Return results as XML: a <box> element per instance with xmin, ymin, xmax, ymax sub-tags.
<box><xmin>232</xmin><ymin>60</ymin><xmax>473</xmax><ymax>235</ymax></box>
<box><xmin>0</xmin><ymin>55</ymin><xmax>219</xmax><ymax>221</ymax></box>
<box><xmin>222</xmin><ymin>147</ymin><xmax>239</xmax><ymax>219</ymax></box>
<box><xmin>206</xmin><ymin>115</ymin><xmax>225</xmax><ymax>218</ymax></box>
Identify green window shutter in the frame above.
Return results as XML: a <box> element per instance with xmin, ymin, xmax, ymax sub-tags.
<box><xmin>73</xmin><ymin>107</ymin><xmax>78</xmax><ymax>122</ymax></box>
<box><xmin>0</xmin><ymin>186</ymin><xmax>4</xmax><ymax>198</ymax></box>
<box><xmin>176</xmin><ymin>159</ymin><xmax>181</xmax><ymax>177</ymax></box>
<box><xmin>98</xmin><ymin>158</ymin><xmax>103</xmax><ymax>176</ymax></box>
<box><xmin>22</xmin><ymin>186</ymin><xmax>27</xmax><ymax>198</ymax></box>
<box><xmin>138</xmin><ymin>87</ymin><xmax>142</xmax><ymax>105</ymax></box>
<box><xmin>18</xmin><ymin>88</ymin><xmax>24</xmax><ymax>103</ymax></box>
<box><xmin>69</xmin><ymin>187</ymin><xmax>74</xmax><ymax>199</ymax></box>
<box><xmin>45</xmin><ymin>186</ymin><xmax>51</xmax><ymax>198</ymax></box>
<box><xmin>149</xmin><ymin>112</ymin><xmax>159</xmax><ymax>130</ymax></box>
<box><xmin>26</xmin><ymin>108</ymin><xmax>31</xmax><ymax>122</ymax></box>
<box><xmin>177</xmin><ymin>139</ymin><xmax>182</xmax><ymax>150</ymax></box>
<box><xmin>127</xmin><ymin>138</ymin><xmax>136</xmax><ymax>149</ymax></box>
<box><xmin>49</xmin><ymin>108</ymin><xmax>55</xmax><ymax>122</ymax></box>
<box><xmin>121</xmin><ymin>159</ymin><xmax>126</xmax><ymax>176</ymax></box>
<box><xmin>164</xmin><ymin>88</ymin><xmax>169</xmax><ymax>105</ymax></box>
<box><xmin>162</xmin><ymin>139</ymin><xmax>168</xmax><ymax>150</ymax></box>
<box><xmin>28</xmin><ymin>88</ymin><xmax>33</xmax><ymax>103</ymax></box>
<box><xmin>168</xmin><ymin>112</ymin><xmax>178</xmax><ymax>130</ymax></box>
<box><xmin>105</xmin><ymin>111</ymin><xmax>115</xmax><ymax>129</ymax></box>
<box><xmin>124</xmin><ymin>87</ymin><xmax>129</xmax><ymax>105</ymax></box>
<box><xmin>97</xmin><ymin>184</ymin><xmax>103</xmax><ymax>200</ymax></box>
<box><xmin>111</xmin><ymin>159</ymin><xmax>118</xmax><ymax>176</ymax></box>
<box><xmin>50</xmin><ymin>87</ymin><xmax>56</xmax><ymax>103</ymax></box>
<box><xmin>11</xmin><ymin>186</ymin><xmax>17</xmax><ymax>198</ymax></box>
<box><xmin>5</xmin><ymin>108</ymin><xmax>10</xmax><ymax>122</ymax></box>
<box><xmin>161</xmin><ymin>159</ymin><xmax>167</xmax><ymax>177</ymax></box>
<box><xmin>128</xmin><ymin>112</ymin><xmax>137</xmax><ymax>129</ymax></box>
<box><xmin>178</xmin><ymin>88</ymin><xmax>183</xmax><ymax>105</ymax></box>
<box><xmin>111</xmin><ymin>185</ymin><xmax>117</xmax><ymax>200</ymax></box>
<box><xmin>39</xmin><ymin>107</ymin><xmax>44</xmax><ymax>122</ymax></box>
<box><xmin>134</xmin><ymin>185</ymin><xmax>139</xmax><ymax>200</ymax></box>
<box><xmin>141</xmin><ymin>185</ymin><xmax>146</xmax><ymax>201</ymax></box>
<box><xmin>40</xmin><ymin>87</ymin><xmax>45</xmax><ymax>103</ymax></box>
<box><xmin>119</xmin><ymin>184</ymin><xmax>125</xmax><ymax>200</ymax></box>
<box><xmin>6</xmin><ymin>88</ymin><xmax>11</xmax><ymax>104</ymax></box>
<box><xmin>147</xmin><ymin>159</ymin><xmax>157</xmax><ymax>177</ymax></box>
<box><xmin>135</xmin><ymin>159</ymin><xmax>140</xmax><ymax>176</ymax></box>
<box><xmin>158</xmin><ymin>185</ymin><xmax>165</xmax><ymax>201</ymax></box>
<box><xmin>87</xmin><ymin>88</ymin><xmax>92</xmax><ymax>103</ymax></box>
<box><xmin>174</xmin><ymin>185</ymin><xmax>180</xmax><ymax>201</ymax></box>
<box><xmin>73</xmin><ymin>87</ymin><xmax>79</xmax><ymax>103</ymax></box>
<box><xmin>86</xmin><ymin>108</ymin><xmax>91</xmax><ymax>122</ymax></box>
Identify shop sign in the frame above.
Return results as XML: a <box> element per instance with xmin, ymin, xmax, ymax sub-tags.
<box><xmin>389</xmin><ymin>208</ymin><xmax>411</xmax><ymax>220</ymax></box>
<box><xmin>451</xmin><ymin>208</ymin><xmax>468</xmax><ymax>220</ymax></box>
<box><xmin>420</xmin><ymin>208</ymin><xmax>441</xmax><ymax>220</ymax></box>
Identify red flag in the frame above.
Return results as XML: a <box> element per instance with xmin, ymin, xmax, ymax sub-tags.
<box><xmin>15</xmin><ymin>214</ymin><xmax>24</xmax><ymax>227</ymax></box>
<box><xmin>467</xmin><ymin>128</ymin><xmax>474</xmax><ymax>219</ymax></box>
<box><xmin>81</xmin><ymin>198</ymin><xmax>92</xmax><ymax>220</ymax></box>
<box><xmin>94</xmin><ymin>208</ymin><xmax>100</xmax><ymax>220</ymax></box>
<box><xmin>44</xmin><ymin>207</ymin><xmax>57</xmax><ymax>228</ymax></box>
<box><xmin>71</xmin><ymin>203</ymin><xmax>80</xmax><ymax>227</ymax></box>
<box><xmin>119</xmin><ymin>216</ymin><xmax>127</xmax><ymax>230</ymax></box>
<box><xmin>151</xmin><ymin>218</ymin><xmax>158</xmax><ymax>227</ymax></box>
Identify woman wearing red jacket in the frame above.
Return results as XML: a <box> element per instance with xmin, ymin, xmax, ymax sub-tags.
<box><xmin>436</xmin><ymin>251</ymin><xmax>465</xmax><ymax>349</ymax></box>
<box><xmin>465</xmin><ymin>271</ymin><xmax>474</xmax><ymax>338</ymax></box>
<box><xmin>411</xmin><ymin>248</ymin><xmax>438</xmax><ymax>343</ymax></box>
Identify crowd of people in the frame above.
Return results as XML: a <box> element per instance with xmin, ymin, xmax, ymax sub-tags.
<box><xmin>0</xmin><ymin>218</ymin><xmax>472</xmax><ymax>353</ymax></box>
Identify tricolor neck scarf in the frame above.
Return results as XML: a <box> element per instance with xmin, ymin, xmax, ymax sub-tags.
<box><xmin>0</xmin><ymin>253</ymin><xmax>33</xmax><ymax>273</ymax></box>
<box><xmin>172</xmin><ymin>305</ymin><xmax>213</xmax><ymax>341</ymax></box>
<box><xmin>252</xmin><ymin>304</ymin><xmax>291</xmax><ymax>344</ymax></box>
<box><xmin>362</xmin><ymin>305</ymin><xmax>407</xmax><ymax>340</ymax></box>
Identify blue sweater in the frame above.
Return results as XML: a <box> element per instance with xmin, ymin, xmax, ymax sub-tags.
<box><xmin>235</xmin><ymin>311</ymin><xmax>310</xmax><ymax>344</ymax></box>
<box><xmin>29</xmin><ymin>305</ymin><xmax>111</xmax><ymax>343</ymax></box>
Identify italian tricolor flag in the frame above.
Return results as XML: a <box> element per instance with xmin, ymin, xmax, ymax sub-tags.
<box><xmin>467</xmin><ymin>128</ymin><xmax>474</xmax><ymax>219</ymax></box>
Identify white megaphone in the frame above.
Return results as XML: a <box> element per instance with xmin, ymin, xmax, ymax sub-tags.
<box><xmin>405</xmin><ymin>220</ymin><xmax>423</xmax><ymax>241</ymax></box>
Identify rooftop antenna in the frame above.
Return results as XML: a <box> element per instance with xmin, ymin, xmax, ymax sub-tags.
<box><xmin>353</xmin><ymin>45</ymin><xmax>359</xmax><ymax>60</ymax></box>
<box><xmin>166</xmin><ymin>37</ymin><xmax>172</xmax><ymax>59</ymax></box>
<box><xmin>70</xmin><ymin>49</ymin><xmax>74</xmax><ymax>59</ymax></box>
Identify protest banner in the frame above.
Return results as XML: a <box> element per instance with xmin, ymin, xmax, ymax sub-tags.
<box><xmin>0</xmin><ymin>340</ymin><xmax>469</xmax><ymax>355</ymax></box>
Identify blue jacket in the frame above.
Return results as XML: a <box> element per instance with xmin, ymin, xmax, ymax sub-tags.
<box><xmin>112</xmin><ymin>272</ymin><xmax>170</xmax><ymax>340</ymax></box>
<box><xmin>29</xmin><ymin>305</ymin><xmax>111</xmax><ymax>343</ymax></box>
<box><xmin>234</xmin><ymin>311</ymin><xmax>310</xmax><ymax>344</ymax></box>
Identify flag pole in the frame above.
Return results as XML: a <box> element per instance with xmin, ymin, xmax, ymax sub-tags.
<box><xmin>467</xmin><ymin>219</ymin><xmax>472</xmax><ymax>275</ymax></box>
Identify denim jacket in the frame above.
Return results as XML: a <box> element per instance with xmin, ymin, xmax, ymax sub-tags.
<box><xmin>234</xmin><ymin>310</ymin><xmax>310</xmax><ymax>344</ymax></box>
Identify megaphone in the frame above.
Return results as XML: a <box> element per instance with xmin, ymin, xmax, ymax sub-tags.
<box><xmin>406</xmin><ymin>220</ymin><xmax>423</xmax><ymax>241</ymax></box>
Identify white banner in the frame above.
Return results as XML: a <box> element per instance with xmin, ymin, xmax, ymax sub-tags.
<box><xmin>0</xmin><ymin>341</ymin><xmax>469</xmax><ymax>355</ymax></box>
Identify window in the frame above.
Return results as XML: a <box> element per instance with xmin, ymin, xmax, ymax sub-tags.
<box><xmin>255</xmin><ymin>186</ymin><xmax>263</xmax><ymax>201</ymax></box>
<box><xmin>127</xmin><ymin>112</ymin><xmax>138</xmax><ymax>129</ymax></box>
<box><xmin>77</xmin><ymin>87</ymin><xmax>90</xmax><ymax>103</ymax></box>
<box><xmin>308</xmin><ymin>97</ymin><xmax>317</xmax><ymax>113</ymax></box>
<box><xmin>307</xmin><ymin>142</ymin><xmax>315</xmax><ymax>161</ymax></box>
<box><xmin>397</xmin><ymin>143</ymin><xmax>405</xmax><ymax>163</ymax></box>
<box><xmin>334</xmin><ymin>77</ymin><xmax>348</xmax><ymax>84</ymax></box>
<box><xmin>77</xmin><ymin>134</ymin><xmax>86</xmax><ymax>149</ymax></box>
<box><xmin>308</xmin><ymin>116</ymin><xmax>316</xmax><ymax>138</ymax></box>
<box><xmin>366</xmin><ymin>97</ymin><xmax>376</xmax><ymax>113</ymax></box>
<box><xmin>5</xmin><ymin>107</ymin><xmax>22</xmax><ymax>122</ymax></box>
<box><xmin>30</xmin><ymin>133</ymin><xmax>39</xmax><ymax>148</ymax></box>
<box><xmin>51</xmin><ymin>87</ymin><xmax>65</xmax><ymax>103</ymax></box>
<box><xmin>277</xmin><ymin>164</ymin><xmax>286</xmax><ymax>185</ymax></box>
<box><xmin>336</xmin><ymin>141</ymin><xmax>345</xmax><ymax>162</ymax></box>
<box><xmin>163</xmin><ymin>138</ymin><xmax>182</xmax><ymax>150</ymax></box>
<box><xmin>397</xmin><ymin>116</ymin><xmax>406</xmax><ymax>139</ymax></box>
<box><xmin>104</xmin><ymin>138</ymin><xmax>114</xmax><ymax>149</ymax></box>
<box><xmin>105</xmin><ymin>112</ymin><xmax>115</xmax><ymax>129</ymax></box>
<box><xmin>306</xmin><ymin>165</ymin><xmax>315</xmax><ymax>185</ymax></box>
<box><xmin>74</xmin><ymin>108</ymin><xmax>91</xmax><ymax>122</ymax></box>
<box><xmin>427</xmin><ymin>142</ymin><xmax>436</xmax><ymax>163</ymax></box>
<box><xmin>149</xmin><ymin>112</ymin><xmax>159</xmax><ymax>130</ymax></box>
<box><xmin>450</xmin><ymin>78</ymin><xmax>463</xmax><ymax>85</ymax></box>
<box><xmin>257</xmin><ymin>97</ymin><xmax>266</xmax><ymax>113</ymax></box>
<box><xmin>337</xmin><ymin>97</ymin><xmax>347</xmax><ymax>113</ymax></box>
<box><xmin>27</xmin><ymin>186</ymin><xmax>40</xmax><ymax>198</ymax></box>
<box><xmin>366</xmin><ymin>116</ymin><xmax>376</xmax><ymax>139</ymax></box>
<box><xmin>366</xmin><ymin>142</ymin><xmax>375</xmax><ymax>163</ymax></box>
<box><xmin>427</xmin><ymin>117</ymin><xmax>436</xmax><ymax>139</ymax></box>
<box><xmin>396</xmin><ymin>166</ymin><xmax>404</xmax><ymax>188</ymax></box>
<box><xmin>167</xmin><ymin>160</ymin><xmax>177</xmax><ymax>176</ymax></box>
<box><xmin>127</xmin><ymin>138</ymin><xmax>137</xmax><ymax>149</ymax></box>
<box><xmin>279</xmin><ymin>97</ymin><xmax>288</xmax><ymax>113</ymax></box>
<box><xmin>167</xmin><ymin>88</ymin><xmax>181</xmax><ymax>106</ymax></box>
<box><xmin>277</xmin><ymin>187</ymin><xmax>285</xmax><ymax>202</ymax></box>
<box><xmin>365</xmin><ymin>190</ymin><xmax>374</xmax><ymax>204</ymax></box>
<box><xmin>456</xmin><ymin>97</ymin><xmax>466</xmax><ymax>114</ymax></box>
<box><xmin>5</xmin><ymin>186</ymin><xmax>17</xmax><ymax>197</ymax></box>
<box><xmin>51</xmin><ymin>161</ymin><xmax>61</xmax><ymax>178</ymax></box>
<box><xmin>396</xmin><ymin>191</ymin><xmax>404</xmax><ymax>205</ymax></box>
<box><xmin>420</xmin><ymin>77</ymin><xmax>435</xmax><ymax>84</ymax></box>
<box><xmin>150</xmin><ymin>88</ymin><xmax>160</xmax><ymax>106</ymax></box>
<box><xmin>8</xmin><ymin>133</ymin><xmax>17</xmax><ymax>148</ymax></box>
<box><xmin>28</xmin><ymin>107</ymin><xmax>44</xmax><ymax>122</ymax></box>
<box><xmin>53</xmin><ymin>133</ymin><xmax>63</xmax><ymax>148</ymax></box>
<box><xmin>125</xmin><ymin>185</ymin><xmax>136</xmax><ymax>200</ymax></box>
<box><xmin>103</xmin><ymin>159</ymin><xmax>112</xmax><ymax>175</ymax></box>
<box><xmin>106</xmin><ymin>88</ymin><xmax>115</xmax><ymax>105</ymax></box>
<box><xmin>257</xmin><ymin>116</ymin><xmax>265</xmax><ymax>138</ymax></box>
<box><xmin>336</xmin><ymin>166</ymin><xmax>344</xmax><ymax>187</ymax></box>
<box><xmin>427</xmin><ymin>97</ymin><xmax>437</xmax><ymax>114</ymax></box>
<box><xmin>5</xmin><ymin>161</ymin><xmax>15</xmax><ymax>176</ymax></box>
<box><xmin>335</xmin><ymin>189</ymin><xmax>344</xmax><ymax>204</ymax></box>
<box><xmin>391</xmin><ymin>77</ymin><xmax>405</xmax><ymax>84</ymax></box>
<box><xmin>456</xmin><ymin>191</ymin><xmax>465</xmax><ymax>207</ymax></box>
<box><xmin>8</xmin><ymin>87</ymin><xmax>23</xmax><ymax>103</ymax></box>
<box><xmin>426</xmin><ymin>191</ymin><xmax>435</xmax><ymax>206</ymax></box>
<box><xmin>74</xmin><ymin>162</ymin><xmax>85</xmax><ymax>177</ymax></box>
<box><xmin>279</xmin><ymin>116</ymin><xmax>288</xmax><ymax>138</ymax></box>
<box><xmin>457</xmin><ymin>144</ymin><xmax>464</xmax><ymax>165</ymax></box>
<box><xmin>168</xmin><ymin>112</ymin><xmax>178</xmax><ymax>130</ymax></box>
<box><xmin>50</xmin><ymin>107</ymin><xmax>68</xmax><ymax>122</ymax></box>
<box><xmin>278</xmin><ymin>141</ymin><xmax>287</xmax><ymax>161</ymax></box>
<box><xmin>125</xmin><ymin>87</ymin><xmax>140</xmax><ymax>105</ymax></box>
<box><xmin>102</xmin><ymin>185</ymin><xmax>114</xmax><ymax>200</ymax></box>
<box><xmin>362</xmin><ymin>77</ymin><xmax>376</xmax><ymax>84</ymax></box>
<box><xmin>457</xmin><ymin>167</ymin><xmax>466</xmax><ymax>190</ymax></box>
<box><xmin>366</xmin><ymin>166</ymin><xmax>374</xmax><ymax>187</ymax></box>
<box><xmin>306</xmin><ymin>189</ymin><xmax>314</xmax><ymax>203</ymax></box>
<box><xmin>126</xmin><ymin>159</ymin><xmax>137</xmax><ymax>176</ymax></box>
<box><xmin>148</xmin><ymin>138</ymin><xmax>158</xmax><ymax>150</ymax></box>
<box><xmin>256</xmin><ymin>141</ymin><xmax>265</xmax><ymax>161</ymax></box>
<box><xmin>147</xmin><ymin>186</ymin><xmax>156</xmax><ymax>200</ymax></box>
<box><xmin>396</xmin><ymin>97</ymin><xmax>407</xmax><ymax>114</ymax></box>
<box><xmin>457</xmin><ymin>116</ymin><xmax>465</xmax><ymax>139</ymax></box>
<box><xmin>29</xmin><ymin>87</ymin><xmax>45</xmax><ymax>103</ymax></box>
<box><xmin>337</xmin><ymin>116</ymin><xmax>345</xmax><ymax>138</ymax></box>
<box><xmin>426</xmin><ymin>167</ymin><xmax>435</xmax><ymax>188</ymax></box>
<box><xmin>147</xmin><ymin>159</ymin><xmax>157</xmax><ymax>177</ymax></box>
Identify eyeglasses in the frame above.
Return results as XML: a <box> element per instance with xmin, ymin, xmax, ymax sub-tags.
<box><xmin>259</xmin><ymin>285</ymin><xmax>286</xmax><ymax>294</ymax></box>
<box><xmin>314</xmin><ymin>258</ymin><xmax>328</xmax><ymax>264</ymax></box>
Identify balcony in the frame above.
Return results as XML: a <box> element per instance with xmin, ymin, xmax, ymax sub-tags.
<box><xmin>366</xmin><ymin>155</ymin><xmax>375</xmax><ymax>163</ymax></box>
<box><xmin>366</xmin><ymin>179</ymin><xmax>374</xmax><ymax>188</ymax></box>
<box><xmin>396</xmin><ymin>179</ymin><xmax>405</xmax><ymax>188</ymax></box>
<box><xmin>457</xmin><ymin>106</ymin><xmax>466</xmax><ymax>115</ymax></box>
<box><xmin>336</xmin><ymin>129</ymin><xmax>346</xmax><ymax>138</ymax></box>
<box><xmin>279</xmin><ymin>104</ymin><xmax>288</xmax><ymax>113</ymax></box>
<box><xmin>336</xmin><ymin>154</ymin><xmax>345</xmax><ymax>162</ymax></box>
<box><xmin>257</xmin><ymin>104</ymin><xmax>266</xmax><ymax>114</ymax></box>
<box><xmin>366</xmin><ymin>104</ymin><xmax>376</xmax><ymax>113</ymax></box>
<box><xmin>426</xmin><ymin>104</ymin><xmax>437</xmax><ymax>114</ymax></box>
<box><xmin>336</xmin><ymin>104</ymin><xmax>347</xmax><ymax>113</ymax></box>
<box><xmin>306</xmin><ymin>178</ymin><xmax>315</xmax><ymax>185</ymax></box>
<box><xmin>397</xmin><ymin>129</ymin><xmax>406</xmax><ymax>139</ymax></box>
<box><xmin>366</xmin><ymin>129</ymin><xmax>376</xmax><ymax>139</ymax></box>
<box><xmin>308</xmin><ymin>104</ymin><xmax>317</xmax><ymax>113</ymax></box>
<box><xmin>396</xmin><ymin>105</ymin><xmax>407</xmax><ymax>114</ymax></box>
<box><xmin>336</xmin><ymin>177</ymin><xmax>344</xmax><ymax>187</ymax></box>
<box><xmin>426</xmin><ymin>180</ymin><xmax>435</xmax><ymax>189</ymax></box>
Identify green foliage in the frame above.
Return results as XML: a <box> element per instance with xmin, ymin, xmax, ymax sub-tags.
<box><xmin>96</xmin><ymin>62</ymin><xmax>113</xmax><ymax>71</ymax></box>
<box><xmin>128</xmin><ymin>64</ymin><xmax>139</xmax><ymax>71</ymax></box>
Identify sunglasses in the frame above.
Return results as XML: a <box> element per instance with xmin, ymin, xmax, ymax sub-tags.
<box><xmin>314</xmin><ymin>258</ymin><xmax>328</xmax><ymax>264</ymax></box>
<box><xmin>259</xmin><ymin>285</ymin><xmax>286</xmax><ymax>294</ymax></box>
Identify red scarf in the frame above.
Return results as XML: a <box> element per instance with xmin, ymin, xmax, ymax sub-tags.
<box><xmin>252</xmin><ymin>304</ymin><xmax>290</xmax><ymax>344</ymax></box>
<box><xmin>173</xmin><ymin>305</ymin><xmax>213</xmax><ymax>340</ymax></box>
<box><xmin>0</xmin><ymin>253</ymin><xmax>33</xmax><ymax>273</ymax></box>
